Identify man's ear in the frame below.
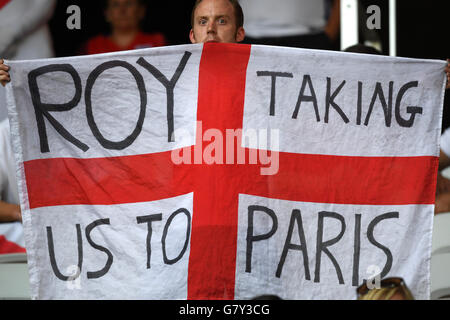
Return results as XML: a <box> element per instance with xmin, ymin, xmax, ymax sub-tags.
<box><xmin>236</xmin><ymin>27</ymin><xmax>245</xmax><ymax>43</ymax></box>
<box><xmin>189</xmin><ymin>29</ymin><xmax>197</xmax><ymax>44</ymax></box>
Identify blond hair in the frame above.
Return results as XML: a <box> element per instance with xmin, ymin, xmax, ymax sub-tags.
<box><xmin>358</xmin><ymin>285</ymin><xmax>415</xmax><ymax>300</ymax></box>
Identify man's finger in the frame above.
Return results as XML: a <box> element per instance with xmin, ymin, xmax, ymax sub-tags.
<box><xmin>0</xmin><ymin>63</ymin><xmax>9</xmax><ymax>71</ymax></box>
<box><xmin>0</xmin><ymin>71</ymin><xmax>11</xmax><ymax>86</ymax></box>
<box><xmin>0</xmin><ymin>70</ymin><xmax>11</xmax><ymax>78</ymax></box>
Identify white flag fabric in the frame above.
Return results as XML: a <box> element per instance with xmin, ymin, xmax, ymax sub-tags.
<box><xmin>5</xmin><ymin>43</ymin><xmax>447</xmax><ymax>299</ymax></box>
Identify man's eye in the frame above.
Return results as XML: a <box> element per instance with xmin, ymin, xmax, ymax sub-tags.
<box><xmin>199</xmin><ymin>19</ymin><xmax>207</xmax><ymax>25</ymax></box>
<box><xmin>218</xmin><ymin>18</ymin><xmax>227</xmax><ymax>24</ymax></box>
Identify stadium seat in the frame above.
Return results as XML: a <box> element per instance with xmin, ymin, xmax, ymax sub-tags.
<box><xmin>431</xmin><ymin>212</ymin><xmax>450</xmax><ymax>300</ymax></box>
<box><xmin>0</xmin><ymin>253</ymin><xmax>31</xmax><ymax>299</ymax></box>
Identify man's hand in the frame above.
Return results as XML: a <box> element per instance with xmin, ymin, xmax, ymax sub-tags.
<box><xmin>0</xmin><ymin>59</ymin><xmax>11</xmax><ymax>87</ymax></box>
<box><xmin>435</xmin><ymin>192</ymin><xmax>450</xmax><ymax>214</ymax></box>
<box><xmin>436</xmin><ymin>172</ymin><xmax>450</xmax><ymax>195</ymax></box>
<box><xmin>0</xmin><ymin>201</ymin><xmax>22</xmax><ymax>222</ymax></box>
<box><xmin>9</xmin><ymin>204</ymin><xmax>21</xmax><ymax>222</ymax></box>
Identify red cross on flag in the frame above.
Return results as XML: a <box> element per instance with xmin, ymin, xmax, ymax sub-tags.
<box><xmin>4</xmin><ymin>43</ymin><xmax>447</xmax><ymax>299</ymax></box>
<box><xmin>0</xmin><ymin>0</ymin><xmax>11</xmax><ymax>10</ymax></box>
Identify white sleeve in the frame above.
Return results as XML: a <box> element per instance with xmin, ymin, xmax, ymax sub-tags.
<box><xmin>441</xmin><ymin>127</ymin><xmax>450</xmax><ymax>157</ymax></box>
<box><xmin>0</xmin><ymin>0</ymin><xmax>56</xmax><ymax>56</ymax></box>
<box><xmin>0</xmin><ymin>119</ymin><xmax>19</xmax><ymax>204</ymax></box>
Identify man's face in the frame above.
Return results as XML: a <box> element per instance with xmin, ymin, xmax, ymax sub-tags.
<box><xmin>190</xmin><ymin>0</ymin><xmax>245</xmax><ymax>44</ymax></box>
<box><xmin>106</xmin><ymin>0</ymin><xmax>145</xmax><ymax>31</ymax></box>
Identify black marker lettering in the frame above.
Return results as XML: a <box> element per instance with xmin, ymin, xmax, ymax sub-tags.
<box><xmin>325</xmin><ymin>78</ymin><xmax>349</xmax><ymax>124</ymax></box>
<box><xmin>352</xmin><ymin>214</ymin><xmax>362</xmax><ymax>286</ymax></box>
<box><xmin>276</xmin><ymin>209</ymin><xmax>310</xmax><ymax>280</ymax></box>
<box><xmin>364</xmin><ymin>82</ymin><xmax>393</xmax><ymax>127</ymax></box>
<box><xmin>292</xmin><ymin>74</ymin><xmax>320</xmax><ymax>121</ymax></box>
<box><xmin>85</xmin><ymin>60</ymin><xmax>147</xmax><ymax>150</ymax></box>
<box><xmin>256</xmin><ymin>71</ymin><xmax>293</xmax><ymax>116</ymax></box>
<box><xmin>28</xmin><ymin>64</ymin><xmax>87</xmax><ymax>153</ymax></box>
<box><xmin>314</xmin><ymin>211</ymin><xmax>346</xmax><ymax>284</ymax></box>
<box><xmin>46</xmin><ymin>224</ymin><xmax>83</xmax><ymax>281</ymax></box>
<box><xmin>395</xmin><ymin>81</ymin><xmax>422</xmax><ymax>127</ymax></box>
<box><xmin>366</xmin><ymin>211</ymin><xmax>399</xmax><ymax>280</ymax></box>
<box><xmin>136</xmin><ymin>214</ymin><xmax>163</xmax><ymax>269</ymax></box>
<box><xmin>85</xmin><ymin>218</ymin><xmax>113</xmax><ymax>279</ymax></box>
<box><xmin>137</xmin><ymin>51</ymin><xmax>192</xmax><ymax>142</ymax></box>
<box><xmin>356</xmin><ymin>81</ymin><xmax>363</xmax><ymax>125</ymax></box>
<box><xmin>246</xmin><ymin>205</ymin><xmax>278</xmax><ymax>273</ymax></box>
<box><xmin>161</xmin><ymin>208</ymin><xmax>191</xmax><ymax>265</ymax></box>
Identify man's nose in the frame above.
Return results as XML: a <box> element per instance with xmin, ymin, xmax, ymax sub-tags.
<box><xmin>118</xmin><ymin>4</ymin><xmax>127</xmax><ymax>14</ymax></box>
<box><xmin>207</xmin><ymin>21</ymin><xmax>217</xmax><ymax>33</ymax></box>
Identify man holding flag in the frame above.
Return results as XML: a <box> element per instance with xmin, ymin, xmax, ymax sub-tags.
<box><xmin>0</xmin><ymin>0</ymin><xmax>246</xmax><ymax>233</ymax></box>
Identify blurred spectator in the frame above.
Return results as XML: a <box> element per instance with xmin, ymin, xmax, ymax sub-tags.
<box><xmin>0</xmin><ymin>99</ymin><xmax>23</xmax><ymax>254</ymax></box>
<box><xmin>0</xmin><ymin>0</ymin><xmax>56</xmax><ymax>120</ymax></box>
<box><xmin>357</xmin><ymin>277</ymin><xmax>415</xmax><ymax>300</ymax></box>
<box><xmin>0</xmin><ymin>0</ymin><xmax>56</xmax><ymax>254</ymax></box>
<box><xmin>239</xmin><ymin>0</ymin><xmax>340</xmax><ymax>50</ymax></box>
<box><xmin>0</xmin><ymin>118</ymin><xmax>20</xmax><ymax>223</ymax></box>
<box><xmin>434</xmin><ymin>61</ymin><xmax>450</xmax><ymax>214</ymax></box>
<box><xmin>81</xmin><ymin>0</ymin><xmax>167</xmax><ymax>55</ymax></box>
<box><xmin>435</xmin><ymin>128</ymin><xmax>450</xmax><ymax>214</ymax></box>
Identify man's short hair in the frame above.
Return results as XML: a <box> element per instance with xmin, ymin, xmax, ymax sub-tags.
<box><xmin>344</xmin><ymin>44</ymin><xmax>382</xmax><ymax>55</ymax></box>
<box><xmin>103</xmin><ymin>0</ymin><xmax>146</xmax><ymax>10</ymax></box>
<box><xmin>190</xmin><ymin>0</ymin><xmax>244</xmax><ymax>29</ymax></box>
